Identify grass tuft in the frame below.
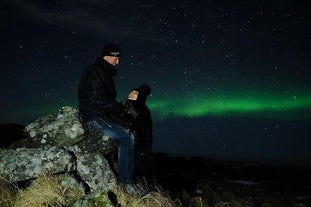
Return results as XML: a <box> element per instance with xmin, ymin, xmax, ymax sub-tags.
<box><xmin>112</xmin><ymin>182</ymin><xmax>181</xmax><ymax>207</ymax></box>
<box><xmin>0</xmin><ymin>175</ymin><xmax>18</xmax><ymax>207</ymax></box>
<box><xmin>13</xmin><ymin>174</ymin><xmax>81</xmax><ymax>207</ymax></box>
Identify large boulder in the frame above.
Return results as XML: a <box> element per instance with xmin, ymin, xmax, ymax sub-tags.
<box><xmin>69</xmin><ymin>146</ymin><xmax>116</xmax><ymax>194</ymax></box>
<box><xmin>0</xmin><ymin>146</ymin><xmax>76</xmax><ymax>182</ymax></box>
<box><xmin>0</xmin><ymin>106</ymin><xmax>118</xmax><ymax>197</ymax></box>
<box><xmin>11</xmin><ymin>106</ymin><xmax>117</xmax><ymax>154</ymax></box>
<box><xmin>0</xmin><ymin>146</ymin><xmax>116</xmax><ymax>196</ymax></box>
<box><xmin>18</xmin><ymin>106</ymin><xmax>86</xmax><ymax>148</ymax></box>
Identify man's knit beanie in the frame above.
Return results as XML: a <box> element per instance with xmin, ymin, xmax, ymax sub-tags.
<box><xmin>102</xmin><ymin>44</ymin><xmax>121</xmax><ymax>57</ymax></box>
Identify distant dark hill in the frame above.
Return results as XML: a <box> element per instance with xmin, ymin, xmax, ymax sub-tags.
<box><xmin>0</xmin><ymin>123</ymin><xmax>25</xmax><ymax>148</ymax></box>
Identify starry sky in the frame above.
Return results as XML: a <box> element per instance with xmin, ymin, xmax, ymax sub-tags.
<box><xmin>1</xmin><ymin>0</ymin><xmax>310</xmax><ymax>167</ymax></box>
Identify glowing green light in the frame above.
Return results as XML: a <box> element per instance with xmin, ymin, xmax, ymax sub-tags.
<box><xmin>148</xmin><ymin>92</ymin><xmax>311</xmax><ymax>120</ymax></box>
<box><xmin>2</xmin><ymin>91</ymin><xmax>310</xmax><ymax>124</ymax></box>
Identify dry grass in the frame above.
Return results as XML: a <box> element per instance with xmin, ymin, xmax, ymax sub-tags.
<box><xmin>134</xmin><ymin>191</ymin><xmax>179</xmax><ymax>207</ymax></box>
<box><xmin>2</xmin><ymin>174</ymin><xmax>181</xmax><ymax>207</ymax></box>
<box><xmin>188</xmin><ymin>197</ymin><xmax>204</xmax><ymax>207</ymax></box>
<box><xmin>0</xmin><ymin>176</ymin><xmax>18</xmax><ymax>207</ymax></box>
<box><xmin>1</xmin><ymin>174</ymin><xmax>214</xmax><ymax>207</ymax></box>
<box><xmin>13</xmin><ymin>174</ymin><xmax>81</xmax><ymax>207</ymax></box>
<box><xmin>113</xmin><ymin>182</ymin><xmax>181</xmax><ymax>207</ymax></box>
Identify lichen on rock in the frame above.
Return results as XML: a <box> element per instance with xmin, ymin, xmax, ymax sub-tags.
<box><xmin>0</xmin><ymin>106</ymin><xmax>119</xmax><ymax>199</ymax></box>
<box><xmin>22</xmin><ymin>106</ymin><xmax>86</xmax><ymax>148</ymax></box>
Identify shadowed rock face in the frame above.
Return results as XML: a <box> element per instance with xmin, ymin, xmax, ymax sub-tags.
<box><xmin>0</xmin><ymin>106</ymin><xmax>118</xmax><ymax>196</ymax></box>
<box><xmin>0</xmin><ymin>123</ymin><xmax>25</xmax><ymax>148</ymax></box>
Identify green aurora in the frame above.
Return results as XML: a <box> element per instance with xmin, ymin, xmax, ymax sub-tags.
<box><xmin>148</xmin><ymin>91</ymin><xmax>311</xmax><ymax>120</ymax></box>
<box><xmin>2</xmin><ymin>91</ymin><xmax>311</xmax><ymax>123</ymax></box>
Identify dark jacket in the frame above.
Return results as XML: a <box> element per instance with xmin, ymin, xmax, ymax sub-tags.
<box><xmin>131</xmin><ymin>100</ymin><xmax>153</xmax><ymax>152</ymax></box>
<box><xmin>78</xmin><ymin>57</ymin><xmax>130</xmax><ymax>127</ymax></box>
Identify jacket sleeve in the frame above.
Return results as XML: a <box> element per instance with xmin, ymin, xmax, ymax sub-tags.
<box><xmin>108</xmin><ymin>102</ymin><xmax>133</xmax><ymax>128</ymax></box>
<box><xmin>86</xmin><ymin>68</ymin><xmax>132</xmax><ymax>128</ymax></box>
<box><xmin>85</xmin><ymin>68</ymin><xmax>113</xmax><ymax>107</ymax></box>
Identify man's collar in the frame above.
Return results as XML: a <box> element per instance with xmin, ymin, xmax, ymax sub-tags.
<box><xmin>95</xmin><ymin>57</ymin><xmax>117</xmax><ymax>75</ymax></box>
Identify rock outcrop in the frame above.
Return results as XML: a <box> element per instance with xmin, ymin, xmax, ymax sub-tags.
<box><xmin>0</xmin><ymin>146</ymin><xmax>75</xmax><ymax>182</ymax></box>
<box><xmin>0</xmin><ymin>106</ymin><xmax>118</xmax><ymax>198</ymax></box>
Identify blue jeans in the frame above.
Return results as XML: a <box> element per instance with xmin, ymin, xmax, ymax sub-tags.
<box><xmin>88</xmin><ymin>116</ymin><xmax>135</xmax><ymax>184</ymax></box>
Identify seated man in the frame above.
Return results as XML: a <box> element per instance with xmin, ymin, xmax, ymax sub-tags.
<box><xmin>77</xmin><ymin>44</ymin><xmax>136</xmax><ymax>189</ymax></box>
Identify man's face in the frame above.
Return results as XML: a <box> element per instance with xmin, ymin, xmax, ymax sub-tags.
<box><xmin>104</xmin><ymin>56</ymin><xmax>120</xmax><ymax>66</ymax></box>
<box><xmin>128</xmin><ymin>90</ymin><xmax>138</xmax><ymax>100</ymax></box>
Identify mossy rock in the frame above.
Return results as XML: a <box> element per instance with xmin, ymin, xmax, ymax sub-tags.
<box><xmin>72</xmin><ymin>191</ymin><xmax>114</xmax><ymax>207</ymax></box>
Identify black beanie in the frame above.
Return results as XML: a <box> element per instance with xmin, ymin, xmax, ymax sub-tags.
<box><xmin>136</xmin><ymin>84</ymin><xmax>151</xmax><ymax>104</ymax></box>
<box><xmin>101</xmin><ymin>44</ymin><xmax>121</xmax><ymax>57</ymax></box>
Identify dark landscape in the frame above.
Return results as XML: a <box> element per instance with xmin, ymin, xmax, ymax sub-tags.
<box><xmin>1</xmin><ymin>122</ymin><xmax>311</xmax><ymax>207</ymax></box>
<box><xmin>153</xmin><ymin>152</ymin><xmax>311</xmax><ymax>207</ymax></box>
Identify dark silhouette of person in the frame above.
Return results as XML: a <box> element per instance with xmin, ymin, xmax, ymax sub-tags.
<box><xmin>122</xmin><ymin>84</ymin><xmax>157</xmax><ymax>182</ymax></box>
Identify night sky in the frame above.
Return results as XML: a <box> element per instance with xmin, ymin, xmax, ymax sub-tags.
<box><xmin>1</xmin><ymin>0</ymin><xmax>310</xmax><ymax>167</ymax></box>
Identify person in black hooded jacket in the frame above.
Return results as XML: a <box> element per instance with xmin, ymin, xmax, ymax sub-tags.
<box><xmin>78</xmin><ymin>44</ymin><xmax>137</xmax><ymax>188</ymax></box>
<box><xmin>122</xmin><ymin>84</ymin><xmax>156</xmax><ymax>181</ymax></box>
<box><xmin>125</xmin><ymin>84</ymin><xmax>153</xmax><ymax>152</ymax></box>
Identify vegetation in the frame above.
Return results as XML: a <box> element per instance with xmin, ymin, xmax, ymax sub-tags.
<box><xmin>0</xmin><ymin>174</ymin><xmax>81</xmax><ymax>207</ymax></box>
<box><xmin>0</xmin><ymin>174</ymin><xmax>180</xmax><ymax>207</ymax></box>
<box><xmin>0</xmin><ymin>171</ymin><xmax>306</xmax><ymax>207</ymax></box>
<box><xmin>111</xmin><ymin>183</ymin><xmax>179</xmax><ymax>207</ymax></box>
<box><xmin>0</xmin><ymin>176</ymin><xmax>16</xmax><ymax>207</ymax></box>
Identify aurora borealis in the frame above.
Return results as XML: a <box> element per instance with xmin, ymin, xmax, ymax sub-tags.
<box><xmin>1</xmin><ymin>0</ymin><xmax>310</xmax><ymax>167</ymax></box>
<box><xmin>149</xmin><ymin>91</ymin><xmax>311</xmax><ymax>120</ymax></box>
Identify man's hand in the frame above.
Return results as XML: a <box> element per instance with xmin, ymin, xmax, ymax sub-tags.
<box><xmin>121</xmin><ymin>100</ymin><xmax>138</xmax><ymax>118</ymax></box>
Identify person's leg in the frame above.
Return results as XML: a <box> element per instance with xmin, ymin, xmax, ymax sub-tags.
<box><xmin>88</xmin><ymin>116</ymin><xmax>135</xmax><ymax>184</ymax></box>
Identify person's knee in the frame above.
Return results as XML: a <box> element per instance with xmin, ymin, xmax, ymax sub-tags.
<box><xmin>119</xmin><ymin>134</ymin><xmax>134</xmax><ymax>146</ymax></box>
